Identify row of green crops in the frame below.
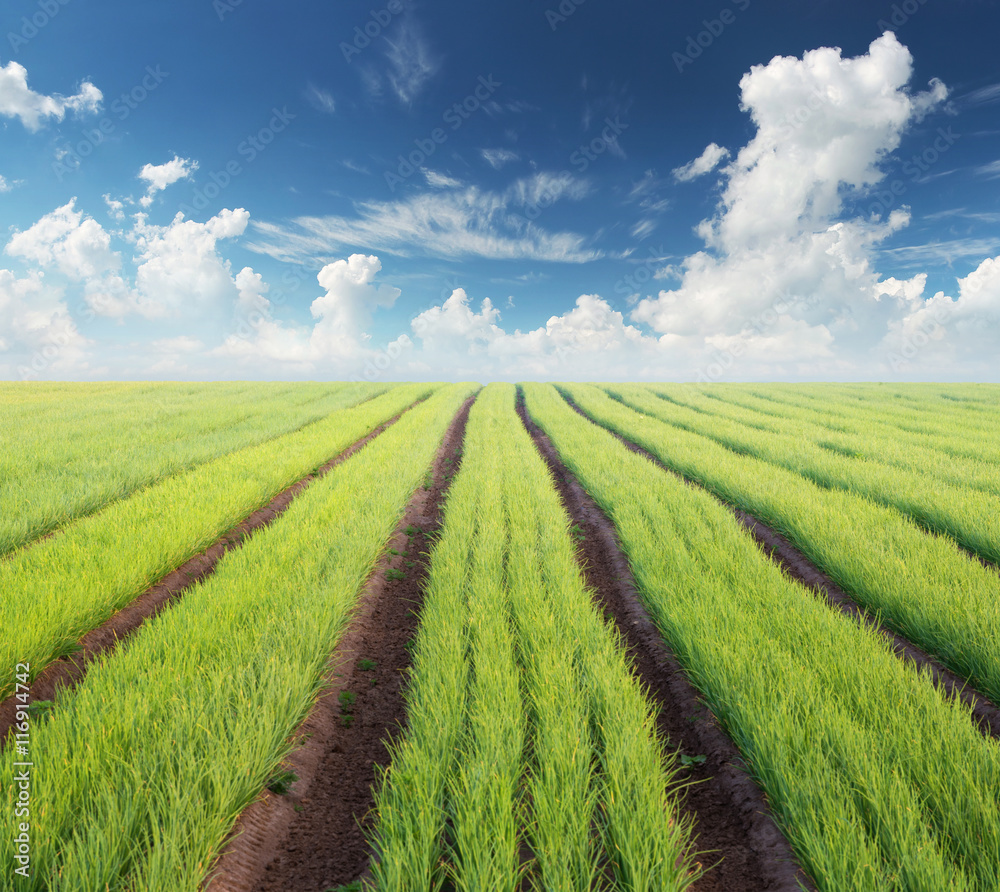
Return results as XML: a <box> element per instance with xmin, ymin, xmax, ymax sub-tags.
<box><xmin>559</xmin><ymin>383</ymin><xmax>1000</xmax><ymax>707</ymax></box>
<box><xmin>655</xmin><ymin>385</ymin><xmax>1000</xmax><ymax>492</ymax></box>
<box><xmin>370</xmin><ymin>383</ymin><xmax>697</xmax><ymax>892</ymax></box>
<box><xmin>0</xmin><ymin>381</ymin><xmax>393</xmax><ymax>557</ymax></box>
<box><xmin>603</xmin><ymin>384</ymin><xmax>1000</xmax><ymax>566</ymax></box>
<box><xmin>715</xmin><ymin>383</ymin><xmax>1000</xmax><ymax>462</ymax></box>
<box><xmin>522</xmin><ymin>382</ymin><xmax>1000</xmax><ymax>892</ymax></box>
<box><xmin>0</xmin><ymin>383</ymin><xmax>438</xmax><ymax>701</ymax></box>
<box><xmin>0</xmin><ymin>383</ymin><xmax>476</xmax><ymax>892</ymax></box>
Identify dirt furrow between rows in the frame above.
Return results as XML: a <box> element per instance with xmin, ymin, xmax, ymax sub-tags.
<box><xmin>516</xmin><ymin>389</ymin><xmax>815</xmax><ymax>892</ymax></box>
<box><xmin>205</xmin><ymin>394</ymin><xmax>476</xmax><ymax>892</ymax></box>
<box><xmin>559</xmin><ymin>390</ymin><xmax>1000</xmax><ymax>742</ymax></box>
<box><xmin>0</xmin><ymin>401</ymin><xmax>423</xmax><ymax>751</ymax></box>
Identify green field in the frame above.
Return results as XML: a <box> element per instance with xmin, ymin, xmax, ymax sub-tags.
<box><xmin>3</xmin><ymin>382</ymin><xmax>999</xmax><ymax>892</ymax></box>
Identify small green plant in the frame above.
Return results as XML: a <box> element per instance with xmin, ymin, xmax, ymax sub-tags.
<box><xmin>358</xmin><ymin>658</ymin><xmax>377</xmax><ymax>671</ymax></box>
<box><xmin>27</xmin><ymin>700</ymin><xmax>55</xmax><ymax>715</ymax></box>
<box><xmin>405</xmin><ymin>560</ymin><xmax>415</xmax><ymax>568</ymax></box>
<box><xmin>266</xmin><ymin>768</ymin><xmax>298</xmax><ymax>795</ymax></box>
<box><xmin>385</xmin><ymin>567</ymin><xmax>405</xmax><ymax>582</ymax></box>
<box><xmin>389</xmin><ymin>548</ymin><xmax>401</xmax><ymax>556</ymax></box>
<box><xmin>680</xmin><ymin>754</ymin><xmax>706</xmax><ymax>768</ymax></box>
<box><xmin>326</xmin><ymin>882</ymin><xmax>362</xmax><ymax>892</ymax></box>
<box><xmin>404</xmin><ymin>524</ymin><xmax>420</xmax><ymax>537</ymax></box>
<box><xmin>403</xmin><ymin>637</ymin><xmax>416</xmax><ymax>655</ymax></box>
<box><xmin>341</xmin><ymin>715</ymin><xmax>355</xmax><ymax>728</ymax></box>
<box><xmin>569</xmin><ymin>523</ymin><xmax>585</xmax><ymax>542</ymax></box>
<box><xmin>338</xmin><ymin>691</ymin><xmax>357</xmax><ymax>712</ymax></box>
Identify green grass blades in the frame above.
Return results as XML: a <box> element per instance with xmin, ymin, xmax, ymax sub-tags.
<box><xmin>0</xmin><ymin>383</ymin><xmax>476</xmax><ymax>892</ymax></box>
<box><xmin>369</xmin><ymin>383</ymin><xmax>696</xmax><ymax>892</ymax></box>
<box><xmin>605</xmin><ymin>383</ymin><xmax>1000</xmax><ymax>567</ymax></box>
<box><xmin>523</xmin><ymin>382</ymin><xmax>1000</xmax><ymax>892</ymax></box>
<box><xmin>0</xmin><ymin>381</ymin><xmax>392</xmax><ymax>556</ymax></box>
<box><xmin>0</xmin><ymin>383</ymin><xmax>437</xmax><ymax>701</ymax></box>
<box><xmin>561</xmin><ymin>382</ymin><xmax>1000</xmax><ymax>707</ymax></box>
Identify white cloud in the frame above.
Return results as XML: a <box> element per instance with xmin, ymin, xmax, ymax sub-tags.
<box><xmin>409</xmin><ymin>288</ymin><xmax>662</xmax><ymax>379</ymax></box>
<box><xmin>138</xmin><ymin>156</ymin><xmax>199</xmax><ymax>207</ymax></box>
<box><xmin>6</xmin><ymin>199</ymin><xmax>120</xmax><ymax>280</ymax></box>
<box><xmin>422</xmin><ymin>169</ymin><xmax>462</xmax><ymax>188</ymax></box>
<box><xmin>382</xmin><ymin>19</ymin><xmax>438</xmax><ymax>104</ymax></box>
<box><xmin>975</xmin><ymin>159</ymin><xmax>1000</xmax><ymax>179</ymax></box>
<box><xmin>0</xmin><ymin>176</ymin><xmax>12</xmax><ymax>193</ymax></box>
<box><xmin>0</xmin><ymin>60</ymin><xmax>101</xmax><ymax>131</ymax></box>
<box><xmin>672</xmin><ymin>143</ymin><xmax>730</xmax><ymax>182</ymax></box>
<box><xmin>960</xmin><ymin>83</ymin><xmax>1000</xmax><ymax>107</ymax></box>
<box><xmin>0</xmin><ymin>269</ymin><xmax>89</xmax><ymax>377</ymax></box>
<box><xmin>216</xmin><ymin>254</ymin><xmax>409</xmax><ymax>373</ymax></box>
<box><xmin>630</xmin><ymin>33</ymin><xmax>958</xmax><ymax>376</ymax></box>
<box><xmin>133</xmin><ymin>208</ymin><xmax>249</xmax><ymax>318</ymax></box>
<box><xmin>481</xmin><ymin>148</ymin><xmax>519</xmax><ymax>169</ymax></box>
<box><xmin>249</xmin><ymin>173</ymin><xmax>600</xmax><ymax>263</ymax></box>
<box><xmin>304</xmin><ymin>83</ymin><xmax>336</xmax><ymax>114</ymax></box>
<box><xmin>103</xmin><ymin>194</ymin><xmax>126</xmax><ymax>221</ymax></box>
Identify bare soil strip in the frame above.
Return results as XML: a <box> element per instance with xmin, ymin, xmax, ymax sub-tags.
<box><xmin>559</xmin><ymin>390</ymin><xmax>1000</xmax><ymax>742</ymax></box>
<box><xmin>516</xmin><ymin>389</ymin><xmax>815</xmax><ymax>892</ymax></box>
<box><xmin>0</xmin><ymin>403</ymin><xmax>422</xmax><ymax>751</ymax></box>
<box><xmin>204</xmin><ymin>395</ymin><xmax>476</xmax><ymax>892</ymax></box>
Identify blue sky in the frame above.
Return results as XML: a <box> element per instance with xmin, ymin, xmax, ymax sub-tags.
<box><xmin>1</xmin><ymin>0</ymin><xmax>999</xmax><ymax>381</ymax></box>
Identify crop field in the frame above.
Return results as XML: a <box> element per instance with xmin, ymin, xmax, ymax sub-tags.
<box><xmin>3</xmin><ymin>381</ymin><xmax>1000</xmax><ymax>892</ymax></box>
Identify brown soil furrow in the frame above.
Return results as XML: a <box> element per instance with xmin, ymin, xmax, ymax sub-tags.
<box><xmin>205</xmin><ymin>394</ymin><xmax>476</xmax><ymax>892</ymax></box>
<box><xmin>558</xmin><ymin>389</ymin><xmax>1000</xmax><ymax>741</ymax></box>
<box><xmin>516</xmin><ymin>388</ymin><xmax>815</xmax><ymax>892</ymax></box>
<box><xmin>0</xmin><ymin>402</ymin><xmax>422</xmax><ymax>751</ymax></box>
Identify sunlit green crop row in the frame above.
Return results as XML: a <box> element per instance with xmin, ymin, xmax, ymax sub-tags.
<box><xmin>605</xmin><ymin>383</ymin><xmax>1000</xmax><ymax>567</ymax></box>
<box><xmin>371</xmin><ymin>383</ymin><xmax>696</xmax><ymax>892</ymax></box>
<box><xmin>713</xmin><ymin>383</ymin><xmax>1000</xmax><ymax>463</ymax></box>
<box><xmin>0</xmin><ymin>381</ymin><xmax>392</xmax><ymax>556</ymax></box>
<box><xmin>562</xmin><ymin>383</ymin><xmax>1000</xmax><ymax>707</ymax></box>
<box><xmin>523</xmin><ymin>382</ymin><xmax>1000</xmax><ymax>892</ymax></box>
<box><xmin>656</xmin><ymin>385</ymin><xmax>1000</xmax><ymax>493</ymax></box>
<box><xmin>0</xmin><ymin>383</ymin><xmax>437</xmax><ymax>701</ymax></box>
<box><xmin>0</xmin><ymin>383</ymin><xmax>475</xmax><ymax>892</ymax></box>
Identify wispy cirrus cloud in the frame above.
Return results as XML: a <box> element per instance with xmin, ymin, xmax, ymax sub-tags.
<box><xmin>423</xmin><ymin>169</ymin><xmax>462</xmax><ymax>188</ymax></box>
<box><xmin>975</xmin><ymin>159</ymin><xmax>1000</xmax><ymax>179</ymax></box>
<box><xmin>304</xmin><ymin>83</ymin><xmax>336</xmax><ymax>114</ymax></box>
<box><xmin>382</xmin><ymin>18</ymin><xmax>439</xmax><ymax>105</ymax></box>
<box><xmin>481</xmin><ymin>148</ymin><xmax>519</xmax><ymax>169</ymax></box>
<box><xmin>247</xmin><ymin>173</ymin><xmax>601</xmax><ymax>263</ymax></box>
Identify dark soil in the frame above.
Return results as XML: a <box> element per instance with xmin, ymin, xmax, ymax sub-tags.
<box><xmin>205</xmin><ymin>395</ymin><xmax>476</xmax><ymax>892</ymax></box>
<box><xmin>516</xmin><ymin>388</ymin><xmax>815</xmax><ymax>892</ymax></box>
<box><xmin>0</xmin><ymin>405</ymin><xmax>418</xmax><ymax>752</ymax></box>
<box><xmin>559</xmin><ymin>389</ymin><xmax>1000</xmax><ymax>742</ymax></box>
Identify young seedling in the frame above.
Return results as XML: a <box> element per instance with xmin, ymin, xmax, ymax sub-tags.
<box><xmin>385</xmin><ymin>567</ymin><xmax>406</xmax><ymax>582</ymax></box>
<box><xmin>27</xmin><ymin>700</ymin><xmax>55</xmax><ymax>715</ymax></box>
<box><xmin>569</xmin><ymin>523</ymin><xmax>586</xmax><ymax>543</ymax></box>
<box><xmin>266</xmin><ymin>768</ymin><xmax>298</xmax><ymax>795</ymax></box>
<box><xmin>326</xmin><ymin>882</ymin><xmax>362</xmax><ymax>892</ymax></box>
<box><xmin>680</xmin><ymin>754</ymin><xmax>707</xmax><ymax>768</ymax></box>
<box><xmin>338</xmin><ymin>691</ymin><xmax>357</xmax><ymax>712</ymax></box>
<box><xmin>358</xmin><ymin>658</ymin><xmax>377</xmax><ymax>671</ymax></box>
